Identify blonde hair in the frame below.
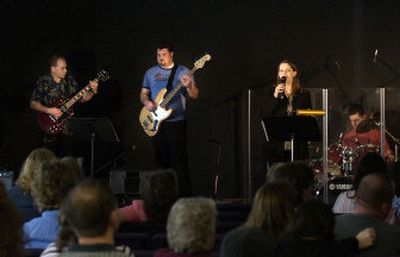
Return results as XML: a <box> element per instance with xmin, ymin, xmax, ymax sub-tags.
<box><xmin>167</xmin><ymin>198</ymin><xmax>216</xmax><ymax>254</ymax></box>
<box><xmin>16</xmin><ymin>148</ymin><xmax>56</xmax><ymax>193</ymax></box>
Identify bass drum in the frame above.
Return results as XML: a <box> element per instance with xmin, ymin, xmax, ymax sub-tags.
<box><xmin>315</xmin><ymin>175</ymin><xmax>354</xmax><ymax>205</ymax></box>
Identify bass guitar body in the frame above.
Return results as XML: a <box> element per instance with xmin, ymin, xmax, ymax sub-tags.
<box><xmin>139</xmin><ymin>88</ymin><xmax>173</xmax><ymax>137</ymax></box>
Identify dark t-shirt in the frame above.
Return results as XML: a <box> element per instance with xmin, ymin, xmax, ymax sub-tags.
<box><xmin>335</xmin><ymin>214</ymin><xmax>400</xmax><ymax>256</ymax></box>
<box><xmin>31</xmin><ymin>75</ymin><xmax>79</xmax><ymax>107</ymax></box>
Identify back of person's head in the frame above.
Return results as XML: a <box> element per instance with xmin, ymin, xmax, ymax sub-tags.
<box><xmin>391</xmin><ymin>161</ymin><xmax>400</xmax><ymax>197</ymax></box>
<box><xmin>283</xmin><ymin>200</ymin><xmax>335</xmax><ymax>241</ymax></box>
<box><xmin>353</xmin><ymin>152</ymin><xmax>387</xmax><ymax>192</ymax></box>
<box><xmin>167</xmin><ymin>197</ymin><xmax>216</xmax><ymax>254</ymax></box>
<box><xmin>16</xmin><ymin>147</ymin><xmax>55</xmax><ymax>193</ymax></box>
<box><xmin>63</xmin><ymin>179</ymin><xmax>117</xmax><ymax>237</ymax></box>
<box><xmin>143</xmin><ymin>170</ymin><xmax>178</xmax><ymax>223</ymax></box>
<box><xmin>31</xmin><ymin>158</ymin><xmax>82</xmax><ymax>211</ymax></box>
<box><xmin>60</xmin><ymin>156</ymin><xmax>83</xmax><ymax>178</ymax></box>
<box><xmin>267</xmin><ymin>161</ymin><xmax>315</xmax><ymax>206</ymax></box>
<box><xmin>0</xmin><ymin>182</ymin><xmax>23</xmax><ymax>257</ymax></box>
<box><xmin>245</xmin><ymin>183</ymin><xmax>294</xmax><ymax>238</ymax></box>
<box><xmin>356</xmin><ymin>173</ymin><xmax>394</xmax><ymax>211</ymax></box>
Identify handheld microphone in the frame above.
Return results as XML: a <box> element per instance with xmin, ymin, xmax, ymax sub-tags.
<box><xmin>373</xmin><ymin>49</ymin><xmax>379</xmax><ymax>63</ymax></box>
<box><xmin>277</xmin><ymin>76</ymin><xmax>286</xmax><ymax>100</ymax></box>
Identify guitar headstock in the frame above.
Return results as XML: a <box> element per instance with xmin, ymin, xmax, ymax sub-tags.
<box><xmin>95</xmin><ymin>70</ymin><xmax>110</xmax><ymax>83</ymax></box>
<box><xmin>193</xmin><ymin>54</ymin><xmax>212</xmax><ymax>71</ymax></box>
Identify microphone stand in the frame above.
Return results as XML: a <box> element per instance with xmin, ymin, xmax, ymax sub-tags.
<box><xmin>372</xmin><ymin>119</ymin><xmax>400</xmax><ymax>161</ymax></box>
<box><xmin>94</xmin><ymin>144</ymin><xmax>136</xmax><ymax>174</ymax></box>
<box><xmin>373</xmin><ymin>50</ymin><xmax>400</xmax><ymax>161</ymax></box>
<box><xmin>374</xmin><ymin>53</ymin><xmax>400</xmax><ymax>87</ymax></box>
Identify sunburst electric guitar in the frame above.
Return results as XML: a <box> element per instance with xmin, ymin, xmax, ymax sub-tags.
<box><xmin>139</xmin><ymin>54</ymin><xmax>211</xmax><ymax>137</ymax></box>
<box><xmin>37</xmin><ymin>70</ymin><xmax>110</xmax><ymax>135</ymax></box>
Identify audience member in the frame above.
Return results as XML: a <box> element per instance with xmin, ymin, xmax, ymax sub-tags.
<box><xmin>24</xmin><ymin>158</ymin><xmax>82</xmax><ymax>249</ymax></box>
<box><xmin>335</xmin><ymin>173</ymin><xmax>400</xmax><ymax>256</ymax></box>
<box><xmin>119</xmin><ymin>170</ymin><xmax>178</xmax><ymax>223</ymax></box>
<box><xmin>7</xmin><ymin>147</ymin><xmax>56</xmax><ymax>222</ymax></box>
<box><xmin>333</xmin><ymin>152</ymin><xmax>387</xmax><ymax>214</ymax></box>
<box><xmin>60</xmin><ymin>156</ymin><xmax>83</xmax><ymax>177</ymax></box>
<box><xmin>40</xmin><ymin>209</ymin><xmax>74</xmax><ymax>257</ymax></box>
<box><xmin>56</xmin><ymin>179</ymin><xmax>133</xmax><ymax>257</ymax></box>
<box><xmin>0</xmin><ymin>182</ymin><xmax>24</xmax><ymax>257</ymax></box>
<box><xmin>390</xmin><ymin>161</ymin><xmax>400</xmax><ymax>220</ymax></box>
<box><xmin>278</xmin><ymin>200</ymin><xmax>375</xmax><ymax>257</ymax></box>
<box><xmin>154</xmin><ymin>197</ymin><xmax>216</xmax><ymax>257</ymax></box>
<box><xmin>266</xmin><ymin>161</ymin><xmax>315</xmax><ymax>206</ymax></box>
<box><xmin>220</xmin><ymin>183</ymin><xmax>294</xmax><ymax>257</ymax></box>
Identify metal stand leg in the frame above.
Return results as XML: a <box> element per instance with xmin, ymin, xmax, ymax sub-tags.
<box><xmin>90</xmin><ymin>132</ymin><xmax>95</xmax><ymax>178</ymax></box>
<box><xmin>290</xmin><ymin>134</ymin><xmax>295</xmax><ymax>162</ymax></box>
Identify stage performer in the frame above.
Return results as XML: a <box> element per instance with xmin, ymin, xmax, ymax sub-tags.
<box><xmin>261</xmin><ymin>59</ymin><xmax>312</xmax><ymax>164</ymax></box>
<box><xmin>30</xmin><ymin>55</ymin><xmax>98</xmax><ymax>156</ymax></box>
<box><xmin>140</xmin><ymin>41</ymin><xmax>199</xmax><ymax>196</ymax></box>
<box><xmin>342</xmin><ymin>104</ymin><xmax>394</xmax><ymax>162</ymax></box>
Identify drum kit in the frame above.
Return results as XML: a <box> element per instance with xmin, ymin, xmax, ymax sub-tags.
<box><xmin>311</xmin><ymin>139</ymin><xmax>380</xmax><ymax>196</ymax></box>
<box><xmin>312</xmin><ymin>116</ymin><xmax>382</xmax><ymax>182</ymax></box>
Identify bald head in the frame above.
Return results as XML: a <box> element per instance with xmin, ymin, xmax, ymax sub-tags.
<box><xmin>356</xmin><ymin>173</ymin><xmax>394</xmax><ymax>210</ymax></box>
<box><xmin>63</xmin><ymin>179</ymin><xmax>117</xmax><ymax>237</ymax></box>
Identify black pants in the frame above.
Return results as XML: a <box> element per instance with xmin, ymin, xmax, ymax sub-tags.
<box><xmin>152</xmin><ymin>120</ymin><xmax>191</xmax><ymax>196</ymax></box>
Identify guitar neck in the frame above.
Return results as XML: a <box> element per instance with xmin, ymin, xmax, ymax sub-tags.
<box><xmin>63</xmin><ymin>83</ymin><xmax>93</xmax><ymax>110</ymax></box>
<box><xmin>160</xmin><ymin>67</ymin><xmax>197</xmax><ymax>108</ymax></box>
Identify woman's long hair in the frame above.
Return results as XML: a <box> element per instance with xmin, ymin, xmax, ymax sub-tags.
<box><xmin>16</xmin><ymin>148</ymin><xmax>55</xmax><ymax>194</ymax></box>
<box><xmin>276</xmin><ymin>59</ymin><xmax>301</xmax><ymax>95</ymax></box>
<box><xmin>0</xmin><ymin>183</ymin><xmax>23</xmax><ymax>257</ymax></box>
<box><xmin>282</xmin><ymin>200</ymin><xmax>335</xmax><ymax>241</ymax></box>
<box><xmin>143</xmin><ymin>170</ymin><xmax>178</xmax><ymax>223</ymax></box>
<box><xmin>245</xmin><ymin>183</ymin><xmax>295</xmax><ymax>238</ymax></box>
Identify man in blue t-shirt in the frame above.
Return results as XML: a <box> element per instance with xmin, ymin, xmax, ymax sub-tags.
<box><xmin>140</xmin><ymin>41</ymin><xmax>199</xmax><ymax>196</ymax></box>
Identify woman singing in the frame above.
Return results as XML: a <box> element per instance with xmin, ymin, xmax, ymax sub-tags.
<box><xmin>261</xmin><ymin>60</ymin><xmax>312</xmax><ymax>164</ymax></box>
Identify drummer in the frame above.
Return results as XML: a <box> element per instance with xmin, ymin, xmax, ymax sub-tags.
<box><xmin>342</xmin><ymin>104</ymin><xmax>394</xmax><ymax>161</ymax></box>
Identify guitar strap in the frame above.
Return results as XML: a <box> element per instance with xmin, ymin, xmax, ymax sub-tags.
<box><xmin>166</xmin><ymin>64</ymin><xmax>178</xmax><ymax>93</ymax></box>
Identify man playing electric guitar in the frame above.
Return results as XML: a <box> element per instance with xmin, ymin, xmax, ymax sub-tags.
<box><xmin>140</xmin><ymin>41</ymin><xmax>199</xmax><ymax>196</ymax></box>
<box><xmin>30</xmin><ymin>55</ymin><xmax>99</xmax><ymax>156</ymax></box>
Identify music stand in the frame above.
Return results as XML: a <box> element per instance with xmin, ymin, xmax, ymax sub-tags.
<box><xmin>69</xmin><ymin>118</ymin><xmax>120</xmax><ymax>177</ymax></box>
<box><xmin>262</xmin><ymin>116</ymin><xmax>321</xmax><ymax>161</ymax></box>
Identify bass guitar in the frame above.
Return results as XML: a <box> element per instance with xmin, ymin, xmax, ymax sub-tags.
<box><xmin>139</xmin><ymin>54</ymin><xmax>211</xmax><ymax>137</ymax></box>
<box><xmin>37</xmin><ymin>70</ymin><xmax>110</xmax><ymax>135</ymax></box>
